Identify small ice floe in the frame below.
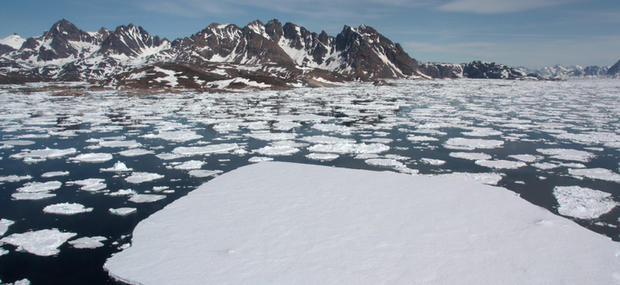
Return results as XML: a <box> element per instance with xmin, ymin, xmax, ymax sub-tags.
<box><xmin>68</xmin><ymin>236</ymin><xmax>107</xmax><ymax>249</ymax></box>
<box><xmin>475</xmin><ymin>159</ymin><xmax>527</xmax><ymax>169</ymax></box>
<box><xmin>11</xmin><ymin>148</ymin><xmax>77</xmax><ymax>163</ymax></box>
<box><xmin>69</xmin><ymin>153</ymin><xmax>113</xmax><ymax>163</ymax></box>
<box><xmin>15</xmin><ymin>181</ymin><xmax>62</xmax><ymax>196</ymax></box>
<box><xmin>508</xmin><ymin>154</ymin><xmax>539</xmax><ymax>163</ymax></box>
<box><xmin>531</xmin><ymin>162</ymin><xmax>559</xmax><ymax>170</ymax></box>
<box><xmin>364</xmin><ymin>158</ymin><xmax>405</xmax><ymax>169</ymax></box>
<box><xmin>559</xmin><ymin>162</ymin><xmax>586</xmax><ymax>168</ymax></box>
<box><xmin>142</xmin><ymin>130</ymin><xmax>201</xmax><ymax>143</ymax></box>
<box><xmin>67</xmin><ymin>178</ymin><xmax>106</xmax><ymax>192</ymax></box>
<box><xmin>128</xmin><ymin>194</ymin><xmax>166</xmax><ymax>203</ymax></box>
<box><xmin>0</xmin><ymin>175</ymin><xmax>32</xmax><ymax>184</ymax></box>
<box><xmin>448</xmin><ymin>172</ymin><xmax>504</xmax><ymax>185</ymax></box>
<box><xmin>363</xmin><ymin>137</ymin><xmax>392</xmax><ymax>144</ymax></box>
<box><xmin>444</xmin><ymin>138</ymin><xmax>504</xmax><ymax>150</ymax></box>
<box><xmin>248</xmin><ymin>156</ymin><xmax>274</xmax><ymax>163</ymax></box>
<box><xmin>0</xmin><ymin>247</ymin><xmax>8</xmax><ymax>256</ymax></box>
<box><xmin>0</xmin><ymin>219</ymin><xmax>15</xmax><ymax>236</ymax></box>
<box><xmin>155</xmin><ymin>153</ymin><xmax>184</xmax><ymax>160</ymax></box>
<box><xmin>119</xmin><ymin>148</ymin><xmax>154</xmax><ymax>157</ymax></box>
<box><xmin>188</xmin><ymin>170</ymin><xmax>223</xmax><ymax>178</ymax></box>
<box><xmin>0</xmin><ymin>139</ymin><xmax>35</xmax><ymax>146</ymax></box>
<box><xmin>311</xmin><ymin>123</ymin><xmax>353</xmax><ymax>135</ymax></box>
<box><xmin>568</xmin><ymin>168</ymin><xmax>620</xmax><ymax>183</ymax></box>
<box><xmin>0</xmin><ymin>228</ymin><xmax>76</xmax><ymax>256</ymax></box>
<box><xmin>308</xmin><ymin>143</ymin><xmax>389</xmax><ymax>154</ymax></box>
<box><xmin>109</xmin><ymin>207</ymin><xmax>137</xmax><ymax>216</ymax></box>
<box><xmin>448</xmin><ymin>152</ymin><xmax>492</xmax><ymax>161</ymax></box>
<box><xmin>41</xmin><ymin>171</ymin><xmax>69</xmax><ymax>178</ymax></box>
<box><xmin>2</xmin><ymin>278</ymin><xmax>31</xmax><ymax>285</ymax></box>
<box><xmin>100</xmin><ymin>161</ymin><xmax>133</xmax><ymax>172</ymax></box>
<box><xmin>461</xmin><ymin>127</ymin><xmax>502</xmax><ymax>137</ymax></box>
<box><xmin>254</xmin><ymin>145</ymin><xmax>299</xmax><ymax>156</ymax></box>
<box><xmin>99</xmin><ymin>140</ymin><xmax>141</xmax><ymax>148</ymax></box>
<box><xmin>536</xmin><ymin>148</ymin><xmax>594</xmax><ymax>163</ymax></box>
<box><xmin>11</xmin><ymin>192</ymin><xmax>56</xmax><ymax>200</ymax></box>
<box><xmin>406</xmin><ymin>135</ymin><xmax>438</xmax><ymax>142</ymax></box>
<box><xmin>553</xmin><ymin>186</ymin><xmax>617</xmax><ymax>219</ymax></box>
<box><xmin>298</xmin><ymin>135</ymin><xmax>355</xmax><ymax>145</ymax></box>
<box><xmin>420</xmin><ymin>158</ymin><xmax>446</xmax><ymax>166</ymax></box>
<box><xmin>245</xmin><ymin>132</ymin><xmax>297</xmax><ymax>141</ymax></box>
<box><xmin>172</xmin><ymin>144</ymin><xmax>239</xmax><ymax>156</ymax></box>
<box><xmin>125</xmin><ymin>172</ymin><xmax>164</xmax><ymax>184</ymax></box>
<box><xmin>169</xmin><ymin>160</ymin><xmax>205</xmax><ymax>170</ymax></box>
<box><xmin>43</xmin><ymin>203</ymin><xmax>93</xmax><ymax>215</ymax></box>
<box><xmin>273</xmin><ymin>121</ymin><xmax>301</xmax><ymax>131</ymax></box>
<box><xmin>306</xmin><ymin>153</ymin><xmax>339</xmax><ymax>161</ymax></box>
<box><xmin>107</xmin><ymin>189</ymin><xmax>137</xmax><ymax>197</ymax></box>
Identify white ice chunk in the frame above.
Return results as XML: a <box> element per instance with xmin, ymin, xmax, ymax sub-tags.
<box><xmin>41</xmin><ymin>171</ymin><xmax>69</xmax><ymax>178</ymax></box>
<box><xmin>170</xmin><ymin>160</ymin><xmax>205</xmax><ymax>170</ymax></box>
<box><xmin>306</xmin><ymin>153</ymin><xmax>339</xmax><ymax>161</ymax></box>
<box><xmin>1</xmin><ymin>228</ymin><xmax>76</xmax><ymax>256</ymax></box>
<box><xmin>100</xmin><ymin>162</ymin><xmax>133</xmax><ymax>172</ymax></box>
<box><xmin>129</xmin><ymin>194</ymin><xmax>166</xmax><ymax>203</ymax></box>
<box><xmin>67</xmin><ymin>178</ymin><xmax>106</xmax><ymax>192</ymax></box>
<box><xmin>508</xmin><ymin>154</ymin><xmax>538</xmax><ymax>163</ymax></box>
<box><xmin>0</xmin><ymin>175</ymin><xmax>32</xmax><ymax>184</ymax></box>
<box><xmin>407</xmin><ymin>135</ymin><xmax>439</xmax><ymax>142</ymax></box>
<box><xmin>245</xmin><ymin>132</ymin><xmax>297</xmax><ymax>141</ymax></box>
<box><xmin>444</xmin><ymin>138</ymin><xmax>504</xmax><ymax>150</ymax></box>
<box><xmin>449</xmin><ymin>152</ymin><xmax>492</xmax><ymax>161</ymax></box>
<box><xmin>553</xmin><ymin>186</ymin><xmax>617</xmax><ymax>219</ymax></box>
<box><xmin>475</xmin><ymin>160</ymin><xmax>527</xmax><ymax>169</ymax></box>
<box><xmin>11</xmin><ymin>192</ymin><xmax>56</xmax><ymax>200</ymax></box>
<box><xmin>43</xmin><ymin>203</ymin><xmax>93</xmax><ymax>215</ymax></box>
<box><xmin>16</xmin><ymin>181</ymin><xmax>62</xmax><ymax>193</ymax></box>
<box><xmin>536</xmin><ymin>148</ymin><xmax>595</xmax><ymax>163</ymax></box>
<box><xmin>68</xmin><ymin>236</ymin><xmax>107</xmax><ymax>249</ymax></box>
<box><xmin>69</xmin><ymin>153</ymin><xmax>113</xmax><ymax>163</ymax></box>
<box><xmin>254</xmin><ymin>145</ymin><xmax>299</xmax><ymax>156</ymax></box>
<box><xmin>0</xmin><ymin>219</ymin><xmax>15</xmax><ymax>236</ymax></box>
<box><xmin>119</xmin><ymin>149</ymin><xmax>154</xmax><ymax>157</ymax></box>
<box><xmin>299</xmin><ymin>135</ymin><xmax>355</xmax><ymax>145</ymax></box>
<box><xmin>532</xmin><ymin>162</ymin><xmax>559</xmax><ymax>170</ymax></box>
<box><xmin>420</xmin><ymin>158</ymin><xmax>446</xmax><ymax>166</ymax></box>
<box><xmin>308</xmin><ymin>143</ymin><xmax>389</xmax><ymax>154</ymax></box>
<box><xmin>125</xmin><ymin>172</ymin><xmax>164</xmax><ymax>184</ymax></box>
<box><xmin>142</xmin><ymin>130</ymin><xmax>201</xmax><ymax>143</ymax></box>
<box><xmin>188</xmin><ymin>170</ymin><xmax>223</xmax><ymax>178</ymax></box>
<box><xmin>11</xmin><ymin>148</ymin><xmax>77</xmax><ymax>163</ymax></box>
<box><xmin>104</xmin><ymin>162</ymin><xmax>620</xmax><ymax>285</ymax></box>
<box><xmin>109</xmin><ymin>207</ymin><xmax>137</xmax><ymax>216</ymax></box>
<box><xmin>364</xmin><ymin>158</ymin><xmax>405</xmax><ymax>169</ymax></box>
<box><xmin>99</xmin><ymin>140</ymin><xmax>142</xmax><ymax>148</ymax></box>
<box><xmin>248</xmin><ymin>156</ymin><xmax>274</xmax><ymax>163</ymax></box>
<box><xmin>568</xmin><ymin>168</ymin><xmax>620</xmax><ymax>183</ymax></box>
<box><xmin>172</xmin><ymin>144</ymin><xmax>239</xmax><ymax>156</ymax></box>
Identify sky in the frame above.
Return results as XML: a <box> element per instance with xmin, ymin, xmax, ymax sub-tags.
<box><xmin>1</xmin><ymin>0</ymin><xmax>618</xmax><ymax>69</ymax></box>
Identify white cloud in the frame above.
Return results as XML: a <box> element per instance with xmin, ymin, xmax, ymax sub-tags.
<box><xmin>438</xmin><ymin>0</ymin><xmax>577</xmax><ymax>13</ymax></box>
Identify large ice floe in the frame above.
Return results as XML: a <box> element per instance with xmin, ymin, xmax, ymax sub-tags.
<box><xmin>43</xmin><ymin>203</ymin><xmax>94</xmax><ymax>215</ymax></box>
<box><xmin>553</xmin><ymin>186</ymin><xmax>617</xmax><ymax>219</ymax></box>
<box><xmin>1</xmin><ymin>228</ymin><xmax>76</xmax><ymax>256</ymax></box>
<box><xmin>104</xmin><ymin>162</ymin><xmax>620</xmax><ymax>285</ymax></box>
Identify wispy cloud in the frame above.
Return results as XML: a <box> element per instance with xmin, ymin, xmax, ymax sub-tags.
<box><xmin>438</xmin><ymin>0</ymin><xmax>577</xmax><ymax>14</ymax></box>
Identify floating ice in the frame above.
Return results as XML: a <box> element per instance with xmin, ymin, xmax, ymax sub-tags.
<box><xmin>68</xmin><ymin>236</ymin><xmax>107</xmax><ymax>249</ymax></box>
<box><xmin>254</xmin><ymin>145</ymin><xmax>299</xmax><ymax>156</ymax></box>
<box><xmin>308</xmin><ymin>143</ymin><xmax>389</xmax><ymax>154</ymax></box>
<box><xmin>406</xmin><ymin>135</ymin><xmax>438</xmax><ymax>142</ymax></box>
<box><xmin>104</xmin><ymin>162</ymin><xmax>620</xmax><ymax>285</ymax></box>
<box><xmin>1</xmin><ymin>228</ymin><xmax>76</xmax><ymax>256</ymax></box>
<box><xmin>532</xmin><ymin>162</ymin><xmax>559</xmax><ymax>170</ymax></box>
<box><xmin>100</xmin><ymin>161</ymin><xmax>133</xmax><ymax>172</ymax></box>
<box><xmin>43</xmin><ymin>203</ymin><xmax>93</xmax><ymax>215</ymax></box>
<box><xmin>107</xmin><ymin>189</ymin><xmax>137</xmax><ymax>196</ymax></box>
<box><xmin>170</xmin><ymin>160</ymin><xmax>205</xmax><ymax>170</ymax></box>
<box><xmin>172</xmin><ymin>144</ymin><xmax>239</xmax><ymax>156</ymax></box>
<box><xmin>41</xmin><ymin>171</ymin><xmax>69</xmax><ymax>178</ymax></box>
<box><xmin>508</xmin><ymin>154</ymin><xmax>538</xmax><ymax>163</ymax></box>
<box><xmin>420</xmin><ymin>158</ymin><xmax>446</xmax><ymax>166</ymax></box>
<box><xmin>245</xmin><ymin>132</ymin><xmax>297</xmax><ymax>141</ymax></box>
<box><xmin>99</xmin><ymin>140</ymin><xmax>142</xmax><ymax>148</ymax></box>
<box><xmin>461</xmin><ymin>127</ymin><xmax>502</xmax><ymax>137</ymax></box>
<box><xmin>475</xmin><ymin>160</ymin><xmax>527</xmax><ymax>169</ymax></box>
<box><xmin>0</xmin><ymin>175</ymin><xmax>32</xmax><ymax>184</ymax></box>
<box><xmin>17</xmin><ymin>181</ymin><xmax>62</xmax><ymax>193</ymax></box>
<box><xmin>312</xmin><ymin>123</ymin><xmax>353</xmax><ymax>135</ymax></box>
<box><xmin>143</xmin><ymin>130</ymin><xmax>201</xmax><ymax>143</ymax></box>
<box><xmin>125</xmin><ymin>172</ymin><xmax>164</xmax><ymax>184</ymax></box>
<box><xmin>447</xmin><ymin>172</ymin><xmax>504</xmax><ymax>185</ymax></box>
<box><xmin>364</xmin><ymin>158</ymin><xmax>405</xmax><ymax>169</ymax></box>
<box><xmin>444</xmin><ymin>138</ymin><xmax>504</xmax><ymax>150</ymax></box>
<box><xmin>109</xmin><ymin>207</ymin><xmax>137</xmax><ymax>216</ymax></box>
<box><xmin>69</xmin><ymin>153</ymin><xmax>114</xmax><ymax>163</ymax></box>
<box><xmin>449</xmin><ymin>152</ymin><xmax>492</xmax><ymax>161</ymax></box>
<box><xmin>248</xmin><ymin>156</ymin><xmax>274</xmax><ymax>163</ymax></box>
<box><xmin>11</xmin><ymin>192</ymin><xmax>56</xmax><ymax>200</ymax></box>
<box><xmin>568</xmin><ymin>168</ymin><xmax>620</xmax><ymax>183</ymax></box>
<box><xmin>119</xmin><ymin>149</ymin><xmax>154</xmax><ymax>157</ymax></box>
<box><xmin>306</xmin><ymin>153</ymin><xmax>339</xmax><ymax>161</ymax></box>
<box><xmin>299</xmin><ymin>135</ymin><xmax>355</xmax><ymax>145</ymax></box>
<box><xmin>188</xmin><ymin>170</ymin><xmax>223</xmax><ymax>178</ymax></box>
<box><xmin>128</xmin><ymin>194</ymin><xmax>166</xmax><ymax>203</ymax></box>
<box><xmin>11</xmin><ymin>148</ymin><xmax>77</xmax><ymax>163</ymax></box>
<box><xmin>536</xmin><ymin>148</ymin><xmax>594</xmax><ymax>163</ymax></box>
<box><xmin>67</xmin><ymin>178</ymin><xmax>106</xmax><ymax>192</ymax></box>
<box><xmin>0</xmin><ymin>219</ymin><xmax>14</xmax><ymax>236</ymax></box>
<box><xmin>553</xmin><ymin>186</ymin><xmax>617</xmax><ymax>219</ymax></box>
<box><xmin>155</xmin><ymin>153</ymin><xmax>184</xmax><ymax>160</ymax></box>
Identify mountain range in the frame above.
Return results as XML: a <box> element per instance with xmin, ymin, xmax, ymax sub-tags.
<box><xmin>0</xmin><ymin>19</ymin><xmax>618</xmax><ymax>89</ymax></box>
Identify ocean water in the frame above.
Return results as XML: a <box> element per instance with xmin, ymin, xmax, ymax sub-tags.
<box><xmin>0</xmin><ymin>79</ymin><xmax>618</xmax><ymax>284</ymax></box>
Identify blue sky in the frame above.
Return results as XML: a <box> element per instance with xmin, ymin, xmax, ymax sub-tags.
<box><xmin>1</xmin><ymin>0</ymin><xmax>618</xmax><ymax>68</ymax></box>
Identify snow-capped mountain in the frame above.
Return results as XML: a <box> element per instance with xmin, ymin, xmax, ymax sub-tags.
<box><xmin>0</xmin><ymin>34</ymin><xmax>26</xmax><ymax>54</ymax></box>
<box><xmin>607</xmin><ymin>59</ymin><xmax>620</xmax><ymax>77</ymax></box>
<box><xmin>535</xmin><ymin>65</ymin><xmax>610</xmax><ymax>79</ymax></box>
<box><xmin>0</xmin><ymin>19</ymin><xmax>427</xmax><ymax>87</ymax></box>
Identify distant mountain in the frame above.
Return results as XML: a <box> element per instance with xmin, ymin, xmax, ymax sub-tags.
<box><xmin>607</xmin><ymin>59</ymin><xmax>620</xmax><ymax>77</ymax></box>
<box><xmin>0</xmin><ymin>19</ymin><xmax>428</xmax><ymax>88</ymax></box>
<box><xmin>420</xmin><ymin>61</ymin><xmax>539</xmax><ymax>80</ymax></box>
<box><xmin>534</xmin><ymin>65</ymin><xmax>610</xmax><ymax>79</ymax></box>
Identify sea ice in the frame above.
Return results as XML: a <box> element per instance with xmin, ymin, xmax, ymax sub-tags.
<box><xmin>0</xmin><ymin>219</ymin><xmax>14</xmax><ymax>236</ymax></box>
<box><xmin>245</xmin><ymin>132</ymin><xmax>297</xmax><ymax>141</ymax></box>
<box><xmin>1</xmin><ymin>228</ymin><xmax>76</xmax><ymax>256</ymax></box>
<box><xmin>11</xmin><ymin>192</ymin><xmax>56</xmax><ymax>200</ymax></box>
<box><xmin>11</xmin><ymin>148</ymin><xmax>77</xmax><ymax>163</ymax></box>
<box><xmin>142</xmin><ymin>130</ymin><xmax>201</xmax><ymax>143</ymax></box>
<box><xmin>536</xmin><ymin>148</ymin><xmax>594</xmax><ymax>163</ymax></box>
<box><xmin>104</xmin><ymin>162</ymin><xmax>620</xmax><ymax>285</ymax></box>
<box><xmin>449</xmin><ymin>152</ymin><xmax>492</xmax><ymax>161</ymax></box>
<box><xmin>364</xmin><ymin>158</ymin><xmax>405</xmax><ymax>169</ymax></box>
<box><xmin>420</xmin><ymin>158</ymin><xmax>446</xmax><ymax>166</ymax></box>
<box><xmin>69</xmin><ymin>153</ymin><xmax>113</xmax><ymax>163</ymax></box>
<box><xmin>406</xmin><ymin>135</ymin><xmax>439</xmax><ymax>142</ymax></box>
<box><xmin>0</xmin><ymin>175</ymin><xmax>32</xmax><ymax>184</ymax></box>
<box><xmin>41</xmin><ymin>171</ymin><xmax>69</xmax><ymax>178</ymax></box>
<box><xmin>43</xmin><ymin>203</ymin><xmax>93</xmax><ymax>215</ymax></box>
<box><xmin>308</xmin><ymin>143</ymin><xmax>389</xmax><ymax>154</ymax></box>
<box><xmin>170</xmin><ymin>160</ymin><xmax>205</xmax><ymax>170</ymax></box>
<box><xmin>248</xmin><ymin>156</ymin><xmax>274</xmax><ymax>163</ymax></box>
<box><xmin>100</xmin><ymin>161</ymin><xmax>133</xmax><ymax>172</ymax></box>
<box><xmin>109</xmin><ymin>208</ymin><xmax>137</xmax><ymax>216</ymax></box>
<box><xmin>508</xmin><ymin>154</ymin><xmax>538</xmax><ymax>163</ymax></box>
<box><xmin>298</xmin><ymin>135</ymin><xmax>355</xmax><ymax>145</ymax></box>
<box><xmin>172</xmin><ymin>144</ymin><xmax>239</xmax><ymax>156</ymax></box>
<box><xmin>532</xmin><ymin>162</ymin><xmax>559</xmax><ymax>170</ymax></box>
<box><xmin>128</xmin><ymin>194</ymin><xmax>166</xmax><ymax>203</ymax></box>
<box><xmin>68</xmin><ymin>236</ymin><xmax>107</xmax><ymax>249</ymax></box>
<box><xmin>553</xmin><ymin>186</ymin><xmax>617</xmax><ymax>219</ymax></box>
<box><xmin>67</xmin><ymin>178</ymin><xmax>106</xmax><ymax>192</ymax></box>
<box><xmin>99</xmin><ymin>140</ymin><xmax>142</xmax><ymax>148</ymax></box>
<box><xmin>568</xmin><ymin>168</ymin><xmax>620</xmax><ymax>183</ymax></box>
<box><xmin>119</xmin><ymin>149</ymin><xmax>154</xmax><ymax>157</ymax></box>
<box><xmin>475</xmin><ymin>159</ymin><xmax>527</xmax><ymax>169</ymax></box>
<box><xmin>254</xmin><ymin>145</ymin><xmax>299</xmax><ymax>156</ymax></box>
<box><xmin>444</xmin><ymin>138</ymin><xmax>504</xmax><ymax>150</ymax></box>
<box><xmin>125</xmin><ymin>172</ymin><xmax>164</xmax><ymax>184</ymax></box>
<box><xmin>16</xmin><ymin>181</ymin><xmax>62</xmax><ymax>193</ymax></box>
<box><xmin>306</xmin><ymin>153</ymin><xmax>339</xmax><ymax>161</ymax></box>
<box><xmin>188</xmin><ymin>170</ymin><xmax>223</xmax><ymax>178</ymax></box>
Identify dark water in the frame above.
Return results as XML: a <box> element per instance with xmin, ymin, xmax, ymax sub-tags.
<box><xmin>0</xmin><ymin>79</ymin><xmax>618</xmax><ymax>284</ymax></box>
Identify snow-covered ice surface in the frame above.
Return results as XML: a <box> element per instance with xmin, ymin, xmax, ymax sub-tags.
<box><xmin>553</xmin><ymin>186</ymin><xmax>618</xmax><ymax>219</ymax></box>
<box><xmin>43</xmin><ymin>203</ymin><xmax>93</xmax><ymax>215</ymax></box>
<box><xmin>105</xmin><ymin>162</ymin><xmax>620</xmax><ymax>285</ymax></box>
<box><xmin>68</xmin><ymin>236</ymin><xmax>107</xmax><ymax>249</ymax></box>
<box><xmin>108</xmin><ymin>207</ymin><xmax>137</xmax><ymax>216</ymax></box>
<box><xmin>1</xmin><ymin>79</ymin><xmax>619</xmax><ymax>283</ymax></box>
<box><xmin>0</xmin><ymin>228</ymin><xmax>76</xmax><ymax>256</ymax></box>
